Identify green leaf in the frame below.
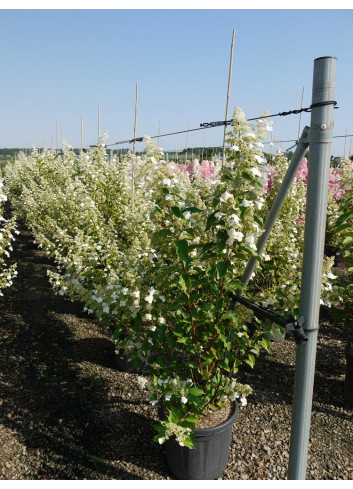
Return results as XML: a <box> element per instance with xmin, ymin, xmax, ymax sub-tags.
<box><xmin>244</xmin><ymin>354</ymin><xmax>256</xmax><ymax>368</ymax></box>
<box><xmin>134</xmin><ymin>314</ymin><xmax>143</xmax><ymax>329</ymax></box>
<box><xmin>216</xmin><ymin>260</ymin><xmax>230</xmax><ymax>279</ymax></box>
<box><xmin>188</xmin><ymin>387</ymin><xmax>204</xmax><ymax>396</ymax></box>
<box><xmin>261</xmin><ymin>337</ymin><xmax>271</xmax><ymax>352</ymax></box>
<box><xmin>167</xmin><ymin>335</ymin><xmax>177</xmax><ymax>348</ymax></box>
<box><xmin>179</xmin><ymin>273</ymin><xmax>191</xmax><ymax>295</ymax></box>
<box><xmin>153</xmin><ymin>228</ymin><xmax>172</xmax><ymax>238</ymax></box>
<box><xmin>184</xmin><ymin>206</ymin><xmax>203</xmax><ymax>214</ymax></box>
<box><xmin>185</xmin><ymin>414</ymin><xmax>200</xmax><ymax>423</ymax></box>
<box><xmin>202</xmin><ymin>241</ymin><xmax>215</xmax><ymax>252</ymax></box>
<box><xmin>343</xmin><ymin>236</ymin><xmax>353</xmax><ymax>245</ymax></box>
<box><xmin>171</xmin><ymin>206</ymin><xmax>185</xmax><ymax>219</ymax></box>
<box><xmin>175</xmin><ymin>239</ymin><xmax>189</xmax><ymax>262</ymax></box>
<box><xmin>220</xmin><ymin>310</ymin><xmax>238</xmax><ymax>323</ymax></box>
<box><xmin>205</xmin><ymin>211</ymin><xmax>219</xmax><ymax>231</ymax></box>
<box><xmin>170</xmin><ymin>406</ymin><xmax>183</xmax><ymax>424</ymax></box>
<box><xmin>208</xmin><ymin>404</ymin><xmax>218</xmax><ymax>411</ymax></box>
<box><xmin>241</xmin><ymin>171</ymin><xmax>254</xmax><ymax>181</ymax></box>
<box><xmin>183</xmin><ymin>434</ymin><xmax>196</xmax><ymax>449</ymax></box>
<box><xmin>153</xmin><ymin>423</ymin><xmax>166</xmax><ymax>433</ymax></box>
<box><xmin>336</xmin><ymin>209</ymin><xmax>353</xmax><ymax>228</ymax></box>
<box><xmin>254</xmin><ymin>213</ymin><xmax>263</xmax><ymax>228</ymax></box>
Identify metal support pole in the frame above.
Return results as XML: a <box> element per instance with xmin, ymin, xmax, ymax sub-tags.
<box><xmin>241</xmin><ymin>128</ymin><xmax>310</xmax><ymax>288</ymax></box>
<box><xmin>288</xmin><ymin>56</ymin><xmax>336</xmax><ymax>480</ymax></box>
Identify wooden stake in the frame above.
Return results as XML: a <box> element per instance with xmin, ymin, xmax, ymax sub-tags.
<box><xmin>132</xmin><ymin>82</ymin><xmax>139</xmax><ymax>216</ymax></box>
<box><xmin>222</xmin><ymin>29</ymin><xmax>235</xmax><ymax>166</ymax></box>
<box><xmin>344</xmin><ymin>128</ymin><xmax>348</xmax><ymax>157</ymax></box>
<box><xmin>81</xmin><ymin>115</ymin><xmax>83</xmax><ymax>151</ymax></box>
<box><xmin>202</xmin><ymin>130</ymin><xmax>205</xmax><ymax>161</ymax></box>
<box><xmin>185</xmin><ymin>119</ymin><xmax>190</xmax><ymax>164</ymax></box>
<box><xmin>133</xmin><ymin>83</ymin><xmax>138</xmax><ymax>154</ymax></box>
<box><xmin>98</xmin><ymin>104</ymin><xmax>101</xmax><ymax>142</ymax></box>
<box><xmin>158</xmin><ymin>120</ymin><xmax>161</xmax><ymax>146</ymax></box>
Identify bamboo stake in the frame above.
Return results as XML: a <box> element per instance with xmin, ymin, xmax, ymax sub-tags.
<box><xmin>133</xmin><ymin>83</ymin><xmax>138</xmax><ymax>154</ymax></box>
<box><xmin>132</xmin><ymin>82</ymin><xmax>139</xmax><ymax>216</ymax></box>
<box><xmin>297</xmin><ymin>86</ymin><xmax>305</xmax><ymax>141</ymax></box>
<box><xmin>202</xmin><ymin>130</ymin><xmax>205</xmax><ymax>161</ymax></box>
<box><xmin>158</xmin><ymin>120</ymin><xmax>161</xmax><ymax>146</ymax></box>
<box><xmin>98</xmin><ymin>104</ymin><xmax>100</xmax><ymax>142</ymax></box>
<box><xmin>222</xmin><ymin>29</ymin><xmax>235</xmax><ymax>167</ymax></box>
<box><xmin>56</xmin><ymin>122</ymin><xmax>58</xmax><ymax>148</ymax></box>
<box><xmin>344</xmin><ymin>128</ymin><xmax>348</xmax><ymax>157</ymax></box>
<box><xmin>81</xmin><ymin>115</ymin><xmax>83</xmax><ymax>151</ymax></box>
<box><xmin>185</xmin><ymin>119</ymin><xmax>190</xmax><ymax>164</ymax></box>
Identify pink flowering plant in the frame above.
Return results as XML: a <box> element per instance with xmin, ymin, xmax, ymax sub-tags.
<box><xmin>330</xmin><ymin>157</ymin><xmax>353</xmax><ymax>330</ymax></box>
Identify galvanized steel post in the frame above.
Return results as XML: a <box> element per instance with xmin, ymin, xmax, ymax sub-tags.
<box><xmin>288</xmin><ymin>56</ymin><xmax>337</xmax><ymax>480</ymax></box>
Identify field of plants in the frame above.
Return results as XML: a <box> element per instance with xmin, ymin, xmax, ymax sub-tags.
<box><xmin>0</xmin><ymin>107</ymin><xmax>352</xmax><ymax>479</ymax></box>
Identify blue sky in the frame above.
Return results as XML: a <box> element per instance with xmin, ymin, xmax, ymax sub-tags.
<box><xmin>1</xmin><ymin>5</ymin><xmax>352</xmax><ymax>156</ymax></box>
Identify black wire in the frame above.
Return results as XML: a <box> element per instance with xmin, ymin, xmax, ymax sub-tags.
<box><xmin>99</xmin><ymin>100</ymin><xmax>339</xmax><ymax>148</ymax></box>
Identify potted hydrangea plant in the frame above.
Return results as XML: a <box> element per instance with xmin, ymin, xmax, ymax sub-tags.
<box><xmin>112</xmin><ymin>109</ymin><xmax>277</xmax><ymax>479</ymax></box>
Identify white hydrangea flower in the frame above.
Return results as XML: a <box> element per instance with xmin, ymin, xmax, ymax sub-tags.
<box><xmin>250</xmin><ymin>167</ymin><xmax>262</xmax><ymax>177</ymax></box>
<box><xmin>219</xmin><ymin>191</ymin><xmax>233</xmax><ymax>203</ymax></box>
<box><xmin>240</xmin><ymin>198</ymin><xmax>251</xmax><ymax>207</ymax></box>
<box><xmin>226</xmin><ymin>229</ymin><xmax>244</xmax><ymax>246</ymax></box>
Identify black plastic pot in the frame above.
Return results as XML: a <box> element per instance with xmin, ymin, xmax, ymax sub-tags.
<box><xmin>165</xmin><ymin>401</ymin><xmax>239</xmax><ymax>480</ymax></box>
<box><xmin>344</xmin><ymin>343</ymin><xmax>353</xmax><ymax>406</ymax></box>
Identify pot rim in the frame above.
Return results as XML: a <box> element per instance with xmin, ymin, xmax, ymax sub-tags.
<box><xmin>193</xmin><ymin>400</ymin><xmax>239</xmax><ymax>437</ymax></box>
<box><xmin>159</xmin><ymin>400</ymin><xmax>239</xmax><ymax>438</ymax></box>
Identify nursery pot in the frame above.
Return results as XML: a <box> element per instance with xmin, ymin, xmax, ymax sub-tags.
<box><xmin>115</xmin><ymin>349</ymin><xmax>139</xmax><ymax>373</ymax></box>
<box><xmin>344</xmin><ymin>343</ymin><xmax>353</xmax><ymax>406</ymax></box>
<box><xmin>164</xmin><ymin>401</ymin><xmax>239</xmax><ymax>480</ymax></box>
<box><xmin>114</xmin><ymin>330</ymin><xmax>146</xmax><ymax>373</ymax></box>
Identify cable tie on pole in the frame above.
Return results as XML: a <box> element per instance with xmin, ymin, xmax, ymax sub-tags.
<box><xmin>284</xmin><ymin>317</ymin><xmax>308</xmax><ymax>345</ymax></box>
<box><xmin>303</xmin><ymin>326</ymin><xmax>320</xmax><ymax>333</ymax></box>
<box><xmin>309</xmin><ymin>100</ymin><xmax>338</xmax><ymax>110</ymax></box>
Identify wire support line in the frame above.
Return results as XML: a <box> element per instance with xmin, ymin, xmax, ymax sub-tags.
<box><xmin>102</xmin><ymin>100</ymin><xmax>338</xmax><ymax>148</ymax></box>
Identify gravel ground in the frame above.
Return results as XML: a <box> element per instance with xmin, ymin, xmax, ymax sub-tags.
<box><xmin>0</xmin><ymin>220</ymin><xmax>352</xmax><ymax>480</ymax></box>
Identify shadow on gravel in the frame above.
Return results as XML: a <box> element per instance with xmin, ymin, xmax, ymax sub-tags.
<box><xmin>237</xmin><ymin>312</ymin><xmax>351</xmax><ymax>413</ymax></box>
<box><xmin>0</xmin><ymin>219</ymin><xmax>168</xmax><ymax>480</ymax></box>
